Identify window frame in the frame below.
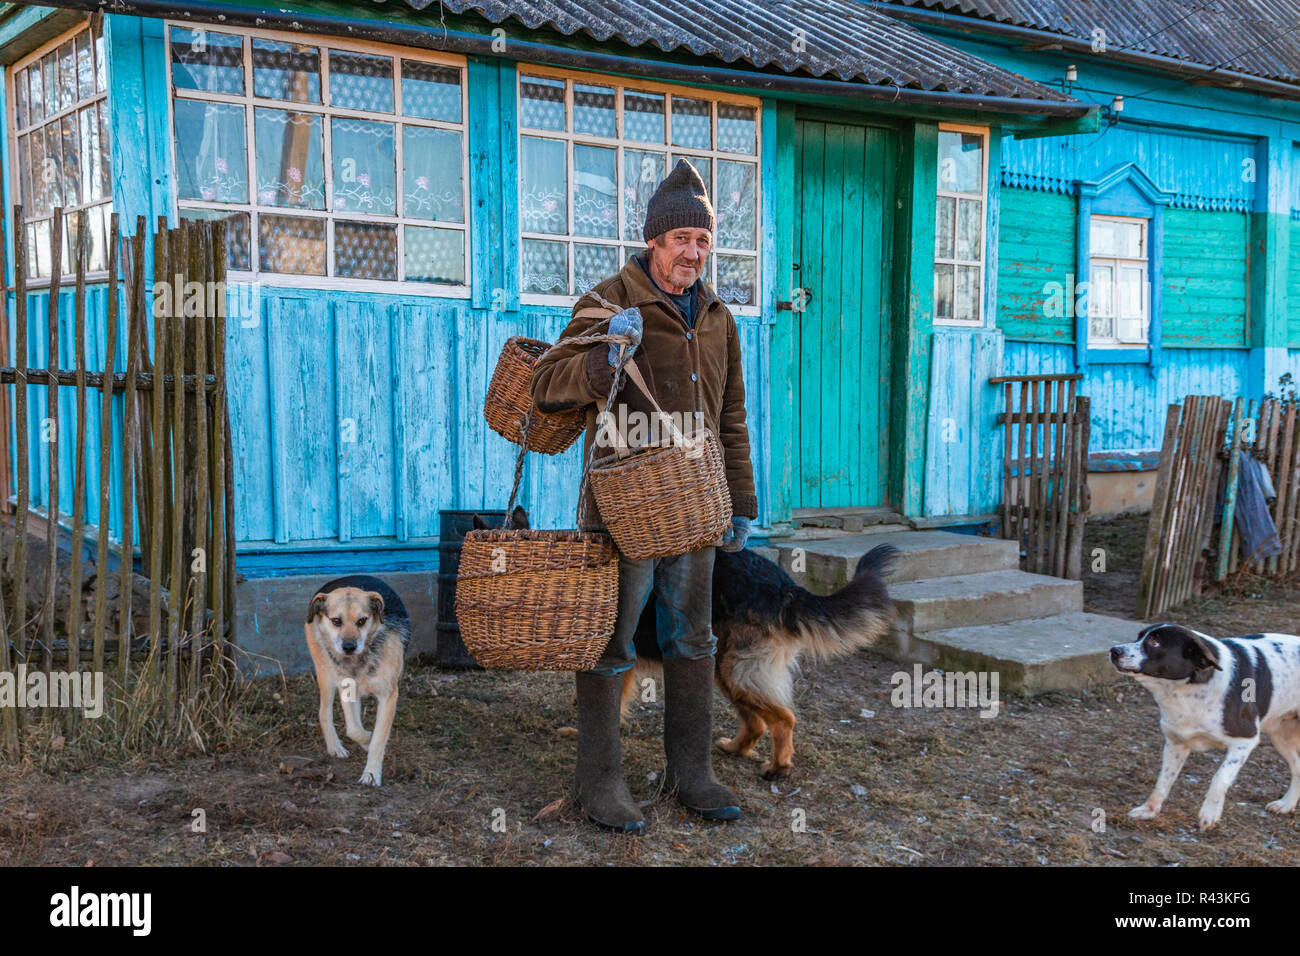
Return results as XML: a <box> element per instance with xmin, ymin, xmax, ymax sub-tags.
<box><xmin>164</xmin><ymin>22</ymin><xmax>471</xmax><ymax>297</ymax></box>
<box><xmin>1087</xmin><ymin>213</ymin><xmax>1150</xmax><ymax>348</ymax></box>
<box><xmin>515</xmin><ymin>64</ymin><xmax>762</xmax><ymax>315</ymax></box>
<box><xmin>7</xmin><ymin>19</ymin><xmax>112</xmax><ymax>285</ymax></box>
<box><xmin>933</xmin><ymin>122</ymin><xmax>989</xmax><ymax>328</ymax></box>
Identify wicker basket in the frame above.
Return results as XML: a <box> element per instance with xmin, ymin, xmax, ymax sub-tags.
<box><xmin>590</xmin><ymin>428</ymin><xmax>732</xmax><ymax>560</ymax></box>
<box><xmin>454</xmin><ymin>528</ymin><xmax>619</xmax><ymax>671</ymax></box>
<box><xmin>483</xmin><ymin>337</ymin><xmax>585</xmax><ymax>455</ymax></box>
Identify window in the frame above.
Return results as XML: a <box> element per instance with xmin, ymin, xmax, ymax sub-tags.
<box><xmin>167</xmin><ymin>25</ymin><xmax>469</xmax><ymax>290</ymax></box>
<box><xmin>1088</xmin><ymin>215</ymin><xmax>1149</xmax><ymax>347</ymax></box>
<box><xmin>9</xmin><ymin>20</ymin><xmax>111</xmax><ymax>280</ymax></box>
<box><xmin>934</xmin><ymin>125</ymin><xmax>988</xmax><ymax>326</ymax></box>
<box><xmin>517</xmin><ymin>68</ymin><xmax>761</xmax><ymax>312</ymax></box>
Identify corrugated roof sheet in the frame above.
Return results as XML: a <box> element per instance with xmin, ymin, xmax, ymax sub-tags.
<box><xmin>880</xmin><ymin>0</ymin><xmax>1300</xmax><ymax>87</ymax></box>
<box><xmin>389</xmin><ymin>0</ymin><xmax>1073</xmax><ymax>100</ymax></box>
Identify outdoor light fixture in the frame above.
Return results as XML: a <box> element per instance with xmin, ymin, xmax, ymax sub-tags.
<box><xmin>1066</xmin><ymin>64</ymin><xmax>1078</xmax><ymax>82</ymax></box>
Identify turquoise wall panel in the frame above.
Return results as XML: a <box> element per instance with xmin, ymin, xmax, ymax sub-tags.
<box><xmin>924</xmin><ymin>327</ymin><xmax>1003</xmax><ymax>517</ymax></box>
<box><xmin>1161</xmin><ymin>208</ymin><xmax>1249</xmax><ymax>348</ymax></box>
<box><xmin>997</xmin><ymin>187</ymin><xmax>1076</xmax><ymax>343</ymax></box>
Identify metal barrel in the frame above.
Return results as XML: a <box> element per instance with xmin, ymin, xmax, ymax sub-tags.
<box><xmin>436</xmin><ymin>509</ymin><xmax>506</xmax><ymax>669</ymax></box>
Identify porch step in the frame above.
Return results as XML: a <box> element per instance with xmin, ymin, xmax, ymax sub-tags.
<box><xmin>790</xmin><ymin>506</ymin><xmax>908</xmax><ymax>532</ymax></box>
<box><xmin>877</xmin><ymin>612</ymin><xmax>1139</xmax><ymax>695</ymax></box>
<box><xmin>771</xmin><ymin>530</ymin><xmax>1020</xmax><ymax>592</ymax></box>
<box><xmin>890</xmin><ymin>568</ymin><xmax>1082</xmax><ymax>634</ymax></box>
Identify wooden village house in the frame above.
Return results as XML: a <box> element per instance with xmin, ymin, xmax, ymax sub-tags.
<box><xmin>0</xmin><ymin>0</ymin><xmax>1297</xmax><ymax>667</ymax></box>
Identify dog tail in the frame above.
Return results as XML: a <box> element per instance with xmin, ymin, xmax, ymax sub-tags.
<box><xmin>781</xmin><ymin>544</ymin><xmax>898</xmax><ymax>663</ymax></box>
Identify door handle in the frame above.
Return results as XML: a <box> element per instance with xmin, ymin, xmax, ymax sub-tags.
<box><xmin>777</xmin><ymin>288</ymin><xmax>814</xmax><ymax>311</ymax></box>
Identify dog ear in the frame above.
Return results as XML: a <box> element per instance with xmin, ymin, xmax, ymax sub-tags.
<box><xmin>511</xmin><ymin>505</ymin><xmax>529</xmax><ymax>530</ymax></box>
<box><xmin>367</xmin><ymin>591</ymin><xmax>385</xmax><ymax>622</ymax></box>
<box><xmin>1185</xmin><ymin>630</ymin><xmax>1223</xmax><ymax>671</ymax></box>
<box><xmin>307</xmin><ymin>592</ymin><xmax>328</xmax><ymax>623</ymax></box>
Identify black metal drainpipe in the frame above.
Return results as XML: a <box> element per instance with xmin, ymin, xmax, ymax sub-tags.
<box><xmin>40</xmin><ymin>0</ymin><xmax>1093</xmax><ymax>117</ymax></box>
<box><xmin>865</xmin><ymin>1</ymin><xmax>1300</xmax><ymax>103</ymax></box>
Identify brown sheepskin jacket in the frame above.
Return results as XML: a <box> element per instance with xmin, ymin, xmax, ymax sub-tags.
<box><xmin>530</xmin><ymin>255</ymin><xmax>757</xmax><ymax>529</ymax></box>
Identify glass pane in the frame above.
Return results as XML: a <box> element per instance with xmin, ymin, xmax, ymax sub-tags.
<box><xmin>956</xmin><ymin>197</ymin><xmax>982</xmax><ymax>261</ymax></box>
<box><xmin>402</xmin><ymin>126</ymin><xmax>463</xmax><ymax>222</ymax></box>
<box><xmin>716</xmin><ymin>160</ymin><xmax>756</xmax><ymax>249</ymax></box>
<box><xmin>404</xmin><ymin>225</ymin><xmax>465</xmax><ymax>284</ymax></box>
<box><xmin>335</xmin><ymin>220</ymin><xmax>396</xmax><ymax>280</ymax></box>
<box><xmin>574</xmin><ymin>243</ymin><xmax>618</xmax><ymax>293</ymax></box>
<box><xmin>29</xmin><ymin>64</ymin><xmax>44</xmax><ymax>125</ymax></box>
<box><xmin>253</xmin><ymin>39</ymin><xmax>321</xmax><ymax>103</ymax></box>
<box><xmin>401</xmin><ymin>60</ymin><xmax>460</xmax><ymax>122</ymax></box>
<box><xmin>16</xmin><ymin>136</ymin><xmax>31</xmax><ymax>212</ymax></box>
<box><xmin>173</xmin><ymin>100</ymin><xmax>248</xmax><ymax>203</ymax></box>
<box><xmin>75</xmin><ymin>32</ymin><xmax>94</xmax><ymax>100</ymax></box>
<box><xmin>935</xmin><ymin>195</ymin><xmax>954</xmax><ymax>260</ymax></box>
<box><xmin>1090</xmin><ymin>312</ymin><xmax>1115</xmax><ymax>340</ymax></box>
<box><xmin>1089</xmin><ymin>264</ymin><xmax>1113</xmax><ymax>317</ymax></box>
<box><xmin>181</xmin><ymin>207</ymin><xmax>251</xmax><ymax>270</ymax></box>
<box><xmin>937</xmin><ymin>130</ymin><xmax>982</xmax><ymax>194</ymax></box>
<box><xmin>85</xmin><ymin>204</ymin><xmax>107</xmax><ymax>271</ymax></box>
<box><xmin>29</xmin><ymin>129</ymin><xmax>48</xmax><ymax>214</ymax></box>
<box><xmin>97</xmin><ymin>100</ymin><xmax>111</xmax><ymax>199</ymax></box>
<box><xmin>59</xmin><ymin>113</ymin><xmax>81</xmax><ymax>207</ymax></box>
<box><xmin>329</xmin><ymin>50</ymin><xmax>393</xmax><ymax>112</ymax></box>
<box><xmin>15</xmin><ymin>70</ymin><xmax>29</xmax><ymax>129</ymax></box>
<box><xmin>331</xmin><ymin>118</ymin><xmax>395</xmax><ymax>215</ymax></box>
<box><xmin>258</xmin><ymin>214</ymin><xmax>325</xmax><ymax>274</ymax></box>
<box><xmin>573</xmin><ymin>84</ymin><xmax>615</xmax><ymax>137</ymax></box>
<box><xmin>81</xmin><ymin>107</ymin><xmax>103</xmax><ymax>203</ymax></box>
<box><xmin>94</xmin><ymin>21</ymin><xmax>105</xmax><ymax>92</ymax></box>
<box><xmin>170</xmin><ymin>27</ymin><xmax>244</xmax><ymax>95</ymax></box>
<box><xmin>718</xmin><ymin>103</ymin><xmax>756</xmax><ymax>154</ymax></box>
<box><xmin>1092</xmin><ymin>218</ymin><xmax>1144</xmax><ymax>259</ymax></box>
<box><xmin>1119</xmin><ymin>265</ymin><xmax>1146</xmax><ymax>317</ymax></box>
<box><xmin>43</xmin><ymin>125</ymin><xmax>63</xmax><ymax>208</ymax></box>
<box><xmin>717</xmin><ymin>255</ymin><xmax>756</xmax><ymax>306</ymax></box>
<box><xmin>672</xmin><ymin>96</ymin><xmax>710</xmax><ymax>149</ymax></box>
<box><xmin>624</xmin><ymin>90</ymin><xmax>665</xmax><ymax>144</ymax></box>
<box><xmin>520</xmin><ymin>75</ymin><xmax>565</xmax><ymax>131</ymax></box>
<box><xmin>58</xmin><ymin>40</ymin><xmax>76</xmax><ymax>110</ymax></box>
<box><xmin>955</xmin><ymin>265</ymin><xmax>980</xmax><ymax>322</ymax></box>
<box><xmin>573</xmin><ymin>144</ymin><xmax>617</xmax><ymax>239</ymax></box>
<box><xmin>521</xmin><ymin>238</ymin><xmax>568</xmax><ymax>295</ymax></box>
<box><xmin>934</xmin><ymin>263</ymin><xmax>953</xmax><ymax>319</ymax></box>
<box><xmin>623</xmin><ymin>149</ymin><xmax>664</xmax><ymax>241</ymax></box>
<box><xmin>520</xmin><ymin>136</ymin><xmax>567</xmax><ymax>235</ymax></box>
<box><xmin>31</xmin><ymin>220</ymin><xmax>51</xmax><ymax>279</ymax></box>
<box><xmin>255</xmin><ymin>108</ymin><xmax>325</xmax><ymax>209</ymax></box>
<box><xmin>42</xmin><ymin>54</ymin><xmax>56</xmax><ymax>117</ymax></box>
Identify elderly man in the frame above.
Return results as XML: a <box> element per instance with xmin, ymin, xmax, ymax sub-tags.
<box><xmin>532</xmin><ymin>160</ymin><xmax>757</xmax><ymax>835</ymax></box>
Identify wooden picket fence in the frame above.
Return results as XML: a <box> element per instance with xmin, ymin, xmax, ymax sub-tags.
<box><xmin>0</xmin><ymin>206</ymin><xmax>235</xmax><ymax>753</ymax></box>
<box><xmin>993</xmin><ymin>373</ymin><xmax>1091</xmax><ymax>579</ymax></box>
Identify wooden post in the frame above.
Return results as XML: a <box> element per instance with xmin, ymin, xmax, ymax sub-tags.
<box><xmin>119</xmin><ymin>223</ymin><xmax>145</xmax><ymax>700</ymax></box>
<box><xmin>11</xmin><ymin>206</ymin><xmax>30</xmax><ymax>666</ymax></box>
<box><xmin>1216</xmin><ymin>398</ymin><xmax>1245</xmax><ymax>582</ymax></box>
<box><xmin>1137</xmin><ymin>405</ymin><xmax>1182</xmax><ymax>619</ymax></box>
<box><xmin>92</xmin><ymin>215</ymin><xmax>119</xmax><ymax>677</ymax></box>
<box><xmin>148</xmin><ymin>223</ymin><xmax>168</xmax><ymax>677</ymax></box>
<box><xmin>68</xmin><ymin>212</ymin><xmax>89</xmax><ymax>693</ymax></box>
<box><xmin>41</xmin><ymin>209</ymin><xmax>63</xmax><ymax>675</ymax></box>
<box><xmin>191</xmin><ymin>222</ymin><xmax>211</xmax><ymax>699</ymax></box>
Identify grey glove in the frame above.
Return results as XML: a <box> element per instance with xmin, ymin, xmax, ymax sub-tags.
<box><xmin>607</xmin><ymin>307</ymin><xmax>644</xmax><ymax>366</ymax></box>
<box><xmin>719</xmin><ymin>516</ymin><xmax>751</xmax><ymax>552</ymax></box>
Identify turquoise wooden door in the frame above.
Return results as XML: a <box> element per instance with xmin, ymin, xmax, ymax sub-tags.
<box><xmin>791</xmin><ymin>119</ymin><xmax>896</xmax><ymax>509</ymax></box>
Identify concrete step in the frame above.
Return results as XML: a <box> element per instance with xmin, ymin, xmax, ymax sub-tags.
<box><xmin>769</xmin><ymin>530</ymin><xmax>1020</xmax><ymax>593</ymax></box>
<box><xmin>890</xmin><ymin>568</ymin><xmax>1082</xmax><ymax>634</ymax></box>
<box><xmin>876</xmin><ymin>611</ymin><xmax>1141</xmax><ymax>695</ymax></box>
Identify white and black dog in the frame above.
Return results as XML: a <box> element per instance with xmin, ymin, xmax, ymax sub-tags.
<box><xmin>1111</xmin><ymin>623</ymin><xmax>1300</xmax><ymax>830</ymax></box>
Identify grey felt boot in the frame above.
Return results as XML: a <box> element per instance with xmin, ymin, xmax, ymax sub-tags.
<box><xmin>574</xmin><ymin>671</ymin><xmax>646</xmax><ymax>835</ymax></box>
<box><xmin>663</xmin><ymin>656</ymin><xmax>742</xmax><ymax>821</ymax></box>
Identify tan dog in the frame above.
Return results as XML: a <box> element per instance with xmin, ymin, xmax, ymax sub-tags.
<box><xmin>304</xmin><ymin>575</ymin><xmax>410</xmax><ymax>786</ymax></box>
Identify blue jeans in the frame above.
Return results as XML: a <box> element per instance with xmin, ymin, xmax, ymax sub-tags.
<box><xmin>591</xmin><ymin>546</ymin><xmax>716</xmax><ymax>677</ymax></box>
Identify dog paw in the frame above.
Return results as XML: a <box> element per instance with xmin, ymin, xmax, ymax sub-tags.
<box><xmin>1198</xmin><ymin>806</ymin><xmax>1222</xmax><ymax>830</ymax></box>
<box><xmin>761</xmin><ymin>762</ymin><xmax>791</xmax><ymax>780</ymax></box>
<box><xmin>1266</xmin><ymin>798</ymin><xmax>1297</xmax><ymax>814</ymax></box>
<box><xmin>326</xmin><ymin>741</ymin><xmax>348</xmax><ymax>759</ymax></box>
<box><xmin>358</xmin><ymin>769</ymin><xmax>382</xmax><ymax>787</ymax></box>
<box><xmin>1127</xmin><ymin>803</ymin><xmax>1159</xmax><ymax>820</ymax></box>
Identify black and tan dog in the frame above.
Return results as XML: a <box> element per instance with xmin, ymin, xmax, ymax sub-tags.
<box><xmin>305</xmin><ymin>575</ymin><xmax>410</xmax><ymax>787</ymax></box>
<box><xmin>625</xmin><ymin>545</ymin><xmax>897</xmax><ymax>779</ymax></box>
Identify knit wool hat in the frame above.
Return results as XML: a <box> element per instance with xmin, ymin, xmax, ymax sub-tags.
<box><xmin>641</xmin><ymin>159</ymin><xmax>715</xmax><ymax>242</ymax></box>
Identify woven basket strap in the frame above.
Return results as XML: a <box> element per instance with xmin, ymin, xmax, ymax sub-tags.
<box><xmin>503</xmin><ymin>413</ymin><xmax>530</xmax><ymax>529</ymax></box>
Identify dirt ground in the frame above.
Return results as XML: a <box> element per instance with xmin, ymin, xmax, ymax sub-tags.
<box><xmin>2</xmin><ymin>514</ymin><xmax>1299</xmax><ymax>867</ymax></box>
